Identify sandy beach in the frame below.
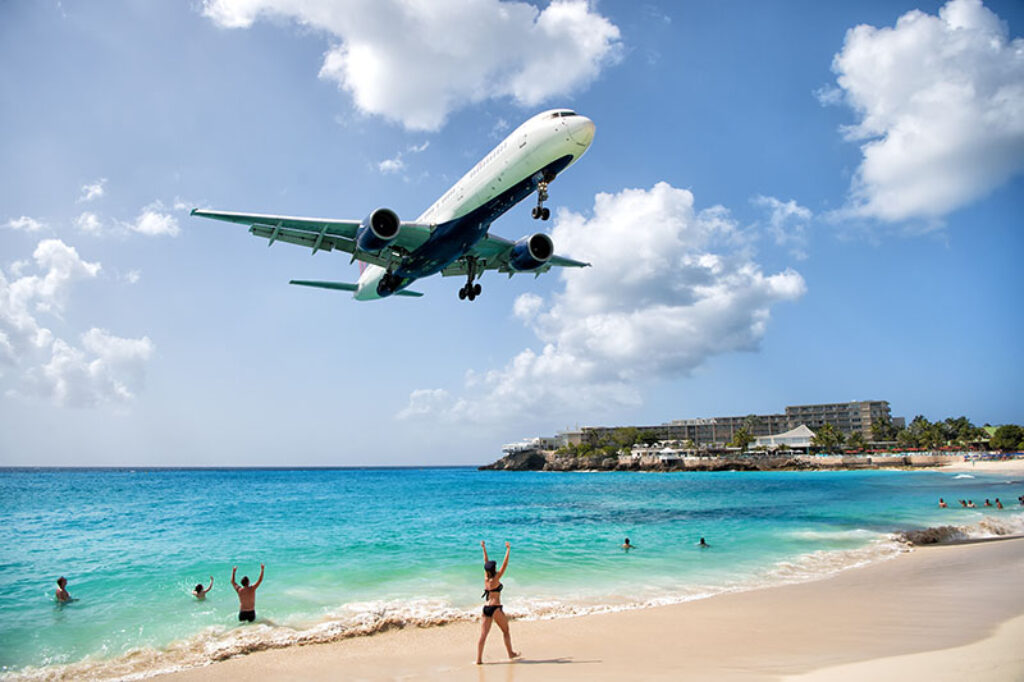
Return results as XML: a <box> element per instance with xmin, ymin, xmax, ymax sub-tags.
<box><xmin>161</xmin><ymin>535</ymin><xmax>1024</xmax><ymax>682</ymax></box>
<box><xmin>930</xmin><ymin>458</ymin><xmax>1024</xmax><ymax>474</ymax></box>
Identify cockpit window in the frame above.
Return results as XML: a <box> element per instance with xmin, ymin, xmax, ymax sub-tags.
<box><xmin>548</xmin><ymin>110</ymin><xmax>577</xmax><ymax>118</ymax></box>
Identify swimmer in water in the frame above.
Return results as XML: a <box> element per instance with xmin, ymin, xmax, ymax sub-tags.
<box><xmin>192</xmin><ymin>576</ymin><xmax>214</xmax><ymax>600</ymax></box>
<box><xmin>698</xmin><ymin>537</ymin><xmax>710</xmax><ymax>548</ymax></box>
<box><xmin>938</xmin><ymin>498</ymin><xmax>948</xmax><ymax>508</ymax></box>
<box><xmin>55</xmin><ymin>576</ymin><xmax>72</xmax><ymax>603</ymax></box>
<box><xmin>622</xmin><ymin>538</ymin><xmax>635</xmax><ymax>550</ymax></box>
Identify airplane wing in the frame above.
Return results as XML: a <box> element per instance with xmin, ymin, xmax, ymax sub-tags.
<box><xmin>441</xmin><ymin>233</ymin><xmax>589</xmax><ymax>277</ymax></box>
<box><xmin>191</xmin><ymin>209</ymin><xmax>433</xmax><ymax>269</ymax></box>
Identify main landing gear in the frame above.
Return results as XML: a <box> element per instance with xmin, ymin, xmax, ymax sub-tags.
<box><xmin>531</xmin><ymin>172</ymin><xmax>556</xmax><ymax>221</ymax></box>
<box><xmin>458</xmin><ymin>258</ymin><xmax>482</xmax><ymax>301</ymax></box>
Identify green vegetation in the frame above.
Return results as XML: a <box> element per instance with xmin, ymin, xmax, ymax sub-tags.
<box><xmin>811</xmin><ymin>422</ymin><xmax>845</xmax><ymax>452</ymax></box>
<box><xmin>729</xmin><ymin>427</ymin><xmax>754</xmax><ymax>452</ymax></box>
<box><xmin>990</xmin><ymin>424</ymin><xmax>1024</xmax><ymax>451</ymax></box>
<box><xmin>845</xmin><ymin>431</ymin><xmax>867</xmax><ymax>451</ymax></box>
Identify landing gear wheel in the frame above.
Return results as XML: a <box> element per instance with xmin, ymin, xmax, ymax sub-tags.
<box><xmin>467</xmin><ymin>289</ymin><xmax>476</xmax><ymax>301</ymax></box>
<box><xmin>458</xmin><ymin>287</ymin><xmax>467</xmax><ymax>300</ymax></box>
<box><xmin>473</xmin><ymin>283</ymin><xmax>482</xmax><ymax>296</ymax></box>
<box><xmin>533</xmin><ymin>178</ymin><xmax>552</xmax><ymax>220</ymax></box>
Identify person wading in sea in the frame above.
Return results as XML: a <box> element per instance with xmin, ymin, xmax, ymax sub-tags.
<box><xmin>477</xmin><ymin>541</ymin><xmax>520</xmax><ymax>665</ymax></box>
<box><xmin>231</xmin><ymin>564</ymin><xmax>264</xmax><ymax>622</ymax></box>
<box><xmin>55</xmin><ymin>576</ymin><xmax>72</xmax><ymax>603</ymax></box>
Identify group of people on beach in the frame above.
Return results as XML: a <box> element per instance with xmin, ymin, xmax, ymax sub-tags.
<box><xmin>55</xmin><ymin>564</ymin><xmax>266</xmax><ymax>623</ymax></box>
<box><xmin>938</xmin><ymin>497</ymin><xmax>1018</xmax><ymax>509</ymax></box>
<box><xmin>54</xmin><ymin>536</ymin><xmax>714</xmax><ymax>666</ymax></box>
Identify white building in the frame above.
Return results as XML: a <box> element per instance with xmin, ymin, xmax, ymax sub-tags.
<box><xmin>754</xmin><ymin>424</ymin><xmax>816</xmax><ymax>450</ymax></box>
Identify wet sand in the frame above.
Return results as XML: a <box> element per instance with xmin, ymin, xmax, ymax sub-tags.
<box><xmin>161</xmin><ymin>536</ymin><xmax>1024</xmax><ymax>682</ymax></box>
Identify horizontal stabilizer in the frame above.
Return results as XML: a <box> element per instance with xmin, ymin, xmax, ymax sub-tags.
<box><xmin>289</xmin><ymin>279</ymin><xmax>424</xmax><ymax>298</ymax></box>
<box><xmin>289</xmin><ymin>280</ymin><xmax>358</xmax><ymax>292</ymax></box>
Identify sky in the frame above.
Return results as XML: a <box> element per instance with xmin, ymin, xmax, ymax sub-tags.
<box><xmin>1</xmin><ymin>0</ymin><xmax>1022</xmax><ymax>466</ymax></box>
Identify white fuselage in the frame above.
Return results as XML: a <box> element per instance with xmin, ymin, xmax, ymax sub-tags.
<box><xmin>354</xmin><ymin>110</ymin><xmax>595</xmax><ymax>300</ymax></box>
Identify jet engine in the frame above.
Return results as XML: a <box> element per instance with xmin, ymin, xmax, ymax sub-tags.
<box><xmin>509</xmin><ymin>233</ymin><xmax>554</xmax><ymax>272</ymax></box>
<box><xmin>356</xmin><ymin>208</ymin><xmax>401</xmax><ymax>252</ymax></box>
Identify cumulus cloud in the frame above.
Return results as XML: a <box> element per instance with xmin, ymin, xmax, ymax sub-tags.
<box><xmin>127</xmin><ymin>203</ymin><xmax>180</xmax><ymax>237</ymax></box>
<box><xmin>5</xmin><ymin>216</ymin><xmax>46</xmax><ymax>232</ymax></box>
<box><xmin>377</xmin><ymin>140</ymin><xmax>430</xmax><ymax>175</ymax></box>
<box><xmin>399</xmin><ymin>182</ymin><xmax>805</xmax><ymax>424</ymax></box>
<box><xmin>826</xmin><ymin>0</ymin><xmax>1024</xmax><ymax>223</ymax></box>
<box><xmin>201</xmin><ymin>0</ymin><xmax>621</xmax><ymax>130</ymax></box>
<box><xmin>78</xmin><ymin>178</ymin><xmax>107</xmax><ymax>203</ymax></box>
<box><xmin>75</xmin><ymin>211</ymin><xmax>103</xmax><ymax>235</ymax></box>
<box><xmin>753</xmin><ymin>195</ymin><xmax>813</xmax><ymax>260</ymax></box>
<box><xmin>377</xmin><ymin>155</ymin><xmax>405</xmax><ymax>175</ymax></box>
<box><xmin>0</xmin><ymin>240</ymin><xmax>153</xmax><ymax>407</ymax></box>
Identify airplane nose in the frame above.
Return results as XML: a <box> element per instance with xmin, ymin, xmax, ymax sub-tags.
<box><xmin>569</xmin><ymin>117</ymin><xmax>595</xmax><ymax>147</ymax></box>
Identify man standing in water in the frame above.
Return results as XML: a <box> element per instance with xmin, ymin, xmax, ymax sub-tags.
<box><xmin>231</xmin><ymin>564</ymin><xmax>264</xmax><ymax>622</ymax></box>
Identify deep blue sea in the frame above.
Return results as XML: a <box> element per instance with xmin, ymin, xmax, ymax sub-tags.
<box><xmin>1</xmin><ymin>467</ymin><xmax>1022</xmax><ymax>679</ymax></box>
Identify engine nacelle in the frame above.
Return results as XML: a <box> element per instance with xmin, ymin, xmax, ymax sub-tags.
<box><xmin>509</xmin><ymin>233</ymin><xmax>554</xmax><ymax>272</ymax></box>
<box><xmin>356</xmin><ymin>208</ymin><xmax>401</xmax><ymax>252</ymax></box>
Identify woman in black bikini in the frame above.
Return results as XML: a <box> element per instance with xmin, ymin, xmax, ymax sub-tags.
<box><xmin>476</xmin><ymin>540</ymin><xmax>520</xmax><ymax>665</ymax></box>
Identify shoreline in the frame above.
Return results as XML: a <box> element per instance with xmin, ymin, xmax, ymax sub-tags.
<box><xmin>156</xmin><ymin>536</ymin><xmax>1024</xmax><ymax>682</ymax></box>
<box><xmin>482</xmin><ymin>450</ymin><xmax>1024</xmax><ymax>474</ymax></box>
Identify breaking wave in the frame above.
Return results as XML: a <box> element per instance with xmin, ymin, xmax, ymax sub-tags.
<box><xmin>898</xmin><ymin>512</ymin><xmax>1024</xmax><ymax>545</ymax></box>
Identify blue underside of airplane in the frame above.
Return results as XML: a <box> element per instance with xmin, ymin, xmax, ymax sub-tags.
<box><xmin>380</xmin><ymin>154</ymin><xmax>575</xmax><ymax>296</ymax></box>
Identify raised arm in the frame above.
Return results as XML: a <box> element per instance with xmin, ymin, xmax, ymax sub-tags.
<box><xmin>231</xmin><ymin>566</ymin><xmax>239</xmax><ymax>590</ymax></box>
<box><xmin>206</xmin><ymin>576</ymin><xmax>214</xmax><ymax>592</ymax></box>
<box><xmin>481</xmin><ymin>541</ymin><xmax>489</xmax><ymax>565</ymax></box>
<box><xmin>253</xmin><ymin>564</ymin><xmax>265</xmax><ymax>589</ymax></box>
<box><xmin>496</xmin><ymin>542</ymin><xmax>511</xmax><ymax>579</ymax></box>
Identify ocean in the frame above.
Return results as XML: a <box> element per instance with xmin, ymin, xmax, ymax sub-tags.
<box><xmin>1</xmin><ymin>466</ymin><xmax>1022</xmax><ymax>680</ymax></box>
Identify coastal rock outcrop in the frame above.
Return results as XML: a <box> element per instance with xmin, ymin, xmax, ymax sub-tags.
<box><xmin>477</xmin><ymin>450</ymin><xmax>548</xmax><ymax>471</ymax></box>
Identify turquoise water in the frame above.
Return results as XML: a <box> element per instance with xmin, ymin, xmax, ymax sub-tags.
<box><xmin>1</xmin><ymin>467</ymin><xmax>1022</xmax><ymax>679</ymax></box>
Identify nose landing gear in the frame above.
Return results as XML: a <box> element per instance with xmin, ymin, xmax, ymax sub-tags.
<box><xmin>531</xmin><ymin>172</ymin><xmax>555</xmax><ymax>221</ymax></box>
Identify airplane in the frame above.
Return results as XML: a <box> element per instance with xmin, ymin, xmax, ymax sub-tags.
<box><xmin>191</xmin><ymin>109</ymin><xmax>595</xmax><ymax>301</ymax></box>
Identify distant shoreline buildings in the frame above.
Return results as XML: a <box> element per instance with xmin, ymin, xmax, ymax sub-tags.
<box><xmin>503</xmin><ymin>400</ymin><xmax>905</xmax><ymax>455</ymax></box>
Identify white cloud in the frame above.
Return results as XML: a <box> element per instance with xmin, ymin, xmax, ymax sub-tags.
<box><xmin>128</xmin><ymin>203</ymin><xmax>181</xmax><ymax>237</ymax></box>
<box><xmin>0</xmin><ymin>240</ymin><xmax>153</xmax><ymax>407</ymax></box>
<box><xmin>5</xmin><ymin>216</ymin><xmax>46</xmax><ymax>232</ymax></box>
<box><xmin>25</xmin><ymin>329</ymin><xmax>154</xmax><ymax>407</ymax></box>
<box><xmin>753</xmin><ymin>195</ymin><xmax>813</xmax><ymax>260</ymax></box>
<box><xmin>123</xmin><ymin>269</ymin><xmax>142</xmax><ymax>284</ymax></box>
<box><xmin>75</xmin><ymin>211</ymin><xmax>103</xmax><ymax>235</ymax></box>
<box><xmin>0</xmin><ymin>239</ymin><xmax>100</xmax><ymax>365</ymax></box>
<box><xmin>377</xmin><ymin>140</ymin><xmax>430</xmax><ymax>175</ymax></box>
<box><xmin>399</xmin><ymin>182</ymin><xmax>806</xmax><ymax>424</ymax></box>
<box><xmin>377</xmin><ymin>155</ymin><xmax>406</xmax><ymax>175</ymax></box>
<box><xmin>201</xmin><ymin>0</ymin><xmax>621</xmax><ymax>131</ymax></box>
<box><xmin>78</xmin><ymin>178</ymin><xmax>107</xmax><ymax>203</ymax></box>
<box><xmin>827</xmin><ymin>0</ymin><xmax>1024</xmax><ymax>223</ymax></box>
